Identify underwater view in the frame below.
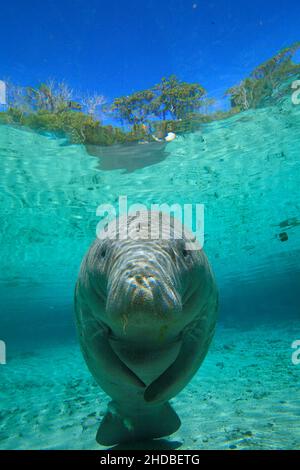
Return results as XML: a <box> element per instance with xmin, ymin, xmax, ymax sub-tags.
<box><xmin>0</xmin><ymin>0</ymin><xmax>299</xmax><ymax>452</ymax></box>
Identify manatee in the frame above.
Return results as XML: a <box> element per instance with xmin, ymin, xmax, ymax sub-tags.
<box><xmin>75</xmin><ymin>211</ymin><xmax>218</xmax><ymax>446</ymax></box>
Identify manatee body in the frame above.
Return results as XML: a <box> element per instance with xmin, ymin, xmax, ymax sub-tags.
<box><xmin>75</xmin><ymin>211</ymin><xmax>218</xmax><ymax>446</ymax></box>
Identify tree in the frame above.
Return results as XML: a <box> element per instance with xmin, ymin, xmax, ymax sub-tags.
<box><xmin>111</xmin><ymin>89</ymin><xmax>155</xmax><ymax>127</ymax></box>
<box><xmin>225</xmin><ymin>42</ymin><xmax>300</xmax><ymax>110</ymax></box>
<box><xmin>25</xmin><ymin>80</ymin><xmax>81</xmax><ymax>113</ymax></box>
<box><xmin>81</xmin><ymin>93</ymin><xmax>106</xmax><ymax>120</ymax></box>
<box><xmin>152</xmin><ymin>75</ymin><xmax>206</xmax><ymax>120</ymax></box>
<box><xmin>112</xmin><ymin>76</ymin><xmax>207</xmax><ymax>127</ymax></box>
<box><xmin>201</xmin><ymin>97</ymin><xmax>216</xmax><ymax>114</ymax></box>
<box><xmin>5</xmin><ymin>80</ymin><xmax>29</xmax><ymax>114</ymax></box>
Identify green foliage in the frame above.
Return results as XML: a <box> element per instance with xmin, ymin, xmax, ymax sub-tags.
<box><xmin>25</xmin><ymin>111</ymin><xmax>95</xmax><ymax>142</ymax></box>
<box><xmin>2</xmin><ymin>43</ymin><xmax>298</xmax><ymax>149</ymax></box>
<box><xmin>225</xmin><ymin>42</ymin><xmax>300</xmax><ymax>110</ymax></box>
<box><xmin>0</xmin><ymin>112</ymin><xmax>12</xmax><ymax>124</ymax></box>
<box><xmin>151</xmin><ymin>107</ymin><xmax>240</xmax><ymax>135</ymax></box>
<box><xmin>112</xmin><ymin>90</ymin><xmax>155</xmax><ymax>126</ymax></box>
<box><xmin>152</xmin><ymin>75</ymin><xmax>206</xmax><ymax>120</ymax></box>
<box><xmin>6</xmin><ymin>108</ymin><xmax>24</xmax><ymax>123</ymax></box>
<box><xmin>21</xmin><ymin>111</ymin><xmax>131</xmax><ymax>145</ymax></box>
<box><xmin>112</xmin><ymin>75</ymin><xmax>207</xmax><ymax>126</ymax></box>
<box><xmin>24</xmin><ymin>81</ymin><xmax>82</xmax><ymax>114</ymax></box>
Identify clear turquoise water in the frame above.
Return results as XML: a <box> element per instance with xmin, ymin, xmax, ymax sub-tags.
<box><xmin>0</xmin><ymin>92</ymin><xmax>299</xmax><ymax>449</ymax></box>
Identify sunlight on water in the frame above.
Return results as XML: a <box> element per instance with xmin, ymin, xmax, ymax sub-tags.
<box><xmin>0</xmin><ymin>91</ymin><xmax>299</xmax><ymax>450</ymax></box>
<box><xmin>0</xmin><ymin>94</ymin><xmax>299</xmax><ymax>321</ymax></box>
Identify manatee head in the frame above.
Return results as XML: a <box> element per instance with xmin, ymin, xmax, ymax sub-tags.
<box><xmin>81</xmin><ymin>211</ymin><xmax>212</xmax><ymax>344</ymax></box>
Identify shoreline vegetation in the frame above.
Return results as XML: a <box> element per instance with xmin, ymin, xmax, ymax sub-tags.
<box><xmin>1</xmin><ymin>43</ymin><xmax>300</xmax><ymax>148</ymax></box>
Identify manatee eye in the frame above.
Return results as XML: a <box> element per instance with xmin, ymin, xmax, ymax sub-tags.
<box><xmin>182</xmin><ymin>249</ymin><xmax>189</xmax><ymax>257</ymax></box>
<box><xmin>100</xmin><ymin>248</ymin><xmax>106</xmax><ymax>258</ymax></box>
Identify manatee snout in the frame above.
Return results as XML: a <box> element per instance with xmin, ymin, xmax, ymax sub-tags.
<box><xmin>106</xmin><ymin>250</ymin><xmax>182</xmax><ymax>326</ymax></box>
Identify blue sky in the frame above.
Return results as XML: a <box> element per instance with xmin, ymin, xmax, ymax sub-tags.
<box><xmin>1</xmin><ymin>0</ymin><xmax>300</xmax><ymax>110</ymax></box>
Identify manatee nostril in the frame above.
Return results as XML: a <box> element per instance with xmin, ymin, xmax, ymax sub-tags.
<box><xmin>135</xmin><ymin>275</ymin><xmax>144</xmax><ymax>285</ymax></box>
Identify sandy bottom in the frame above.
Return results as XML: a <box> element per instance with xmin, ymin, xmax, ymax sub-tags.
<box><xmin>1</xmin><ymin>322</ymin><xmax>299</xmax><ymax>450</ymax></box>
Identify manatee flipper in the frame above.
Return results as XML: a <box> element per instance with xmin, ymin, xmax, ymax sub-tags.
<box><xmin>144</xmin><ymin>317</ymin><xmax>216</xmax><ymax>403</ymax></box>
<box><xmin>84</xmin><ymin>331</ymin><xmax>146</xmax><ymax>390</ymax></box>
<box><xmin>75</xmin><ymin>298</ymin><xmax>146</xmax><ymax>390</ymax></box>
<box><xmin>96</xmin><ymin>401</ymin><xmax>181</xmax><ymax>446</ymax></box>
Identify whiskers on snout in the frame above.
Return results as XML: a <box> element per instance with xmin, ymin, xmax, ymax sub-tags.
<box><xmin>107</xmin><ymin>267</ymin><xmax>182</xmax><ymax>326</ymax></box>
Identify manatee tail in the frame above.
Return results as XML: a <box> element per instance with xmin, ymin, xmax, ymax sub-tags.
<box><xmin>96</xmin><ymin>401</ymin><xmax>181</xmax><ymax>446</ymax></box>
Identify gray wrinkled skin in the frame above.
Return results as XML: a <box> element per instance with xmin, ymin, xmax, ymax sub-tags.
<box><xmin>75</xmin><ymin>211</ymin><xmax>218</xmax><ymax>444</ymax></box>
